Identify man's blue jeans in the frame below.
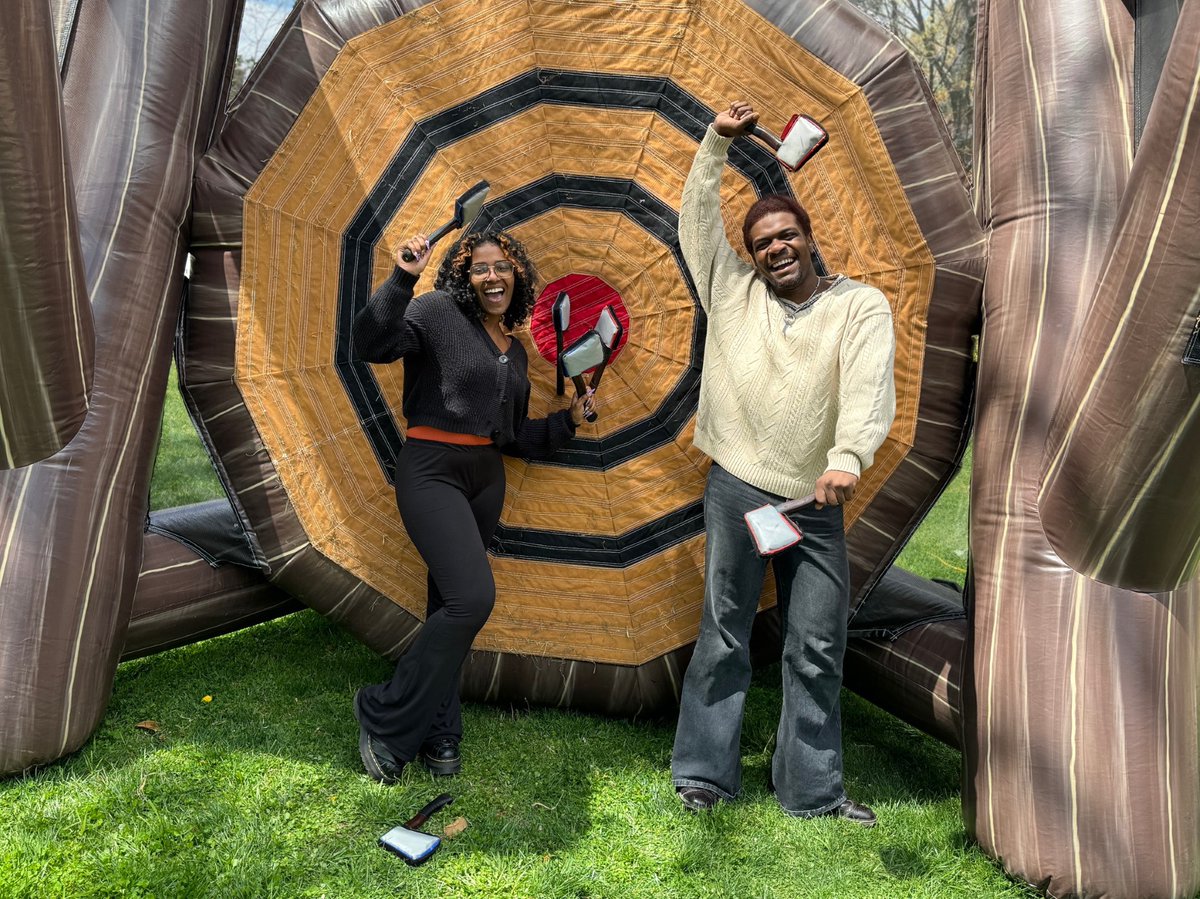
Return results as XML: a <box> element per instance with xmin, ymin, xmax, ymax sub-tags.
<box><xmin>671</xmin><ymin>464</ymin><xmax>851</xmax><ymax>816</ymax></box>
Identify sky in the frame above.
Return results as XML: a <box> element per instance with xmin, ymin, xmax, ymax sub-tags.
<box><xmin>237</xmin><ymin>0</ymin><xmax>295</xmax><ymax>64</ymax></box>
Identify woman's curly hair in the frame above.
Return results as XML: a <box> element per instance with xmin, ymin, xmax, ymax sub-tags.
<box><xmin>434</xmin><ymin>230</ymin><xmax>539</xmax><ymax>330</ymax></box>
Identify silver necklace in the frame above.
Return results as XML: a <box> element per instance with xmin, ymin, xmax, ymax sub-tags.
<box><xmin>778</xmin><ymin>274</ymin><xmax>844</xmax><ymax>331</ymax></box>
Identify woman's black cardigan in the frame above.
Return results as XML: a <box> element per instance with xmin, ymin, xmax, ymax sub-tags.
<box><xmin>351</xmin><ymin>268</ymin><xmax>577</xmax><ymax>460</ymax></box>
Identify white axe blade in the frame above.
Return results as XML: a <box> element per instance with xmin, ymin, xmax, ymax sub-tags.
<box><xmin>552</xmin><ymin>291</ymin><xmax>570</xmax><ymax>332</ymax></box>
<box><xmin>561</xmin><ymin>331</ymin><xmax>606</xmax><ymax>377</ymax></box>
<box><xmin>595</xmin><ymin>305</ymin><xmax>621</xmax><ymax>349</ymax></box>
<box><xmin>745</xmin><ymin>505</ymin><xmax>802</xmax><ymax>556</ymax></box>
<box><xmin>744</xmin><ymin>492</ymin><xmax>817</xmax><ymax>556</ymax></box>
<box><xmin>379</xmin><ymin>825</ymin><xmax>441</xmax><ymax>865</ymax></box>
<box><xmin>752</xmin><ymin>115</ymin><xmax>828</xmax><ymax>171</ymax></box>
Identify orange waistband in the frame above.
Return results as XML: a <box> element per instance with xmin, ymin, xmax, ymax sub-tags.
<box><xmin>406</xmin><ymin>425</ymin><xmax>493</xmax><ymax>446</ymax></box>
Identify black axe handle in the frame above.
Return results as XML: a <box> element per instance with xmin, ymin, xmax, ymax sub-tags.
<box><xmin>404</xmin><ymin>793</ymin><xmax>454</xmax><ymax>830</ymax></box>
<box><xmin>555</xmin><ymin>331</ymin><xmax>566</xmax><ymax>396</ymax></box>
<box><xmin>399</xmin><ymin>225</ymin><xmax>447</xmax><ymax>263</ymax></box>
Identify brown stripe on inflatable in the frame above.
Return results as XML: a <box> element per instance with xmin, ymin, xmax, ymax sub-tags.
<box><xmin>967</xmin><ymin>1</ymin><xmax>1200</xmax><ymax>895</ymax></box>
<box><xmin>844</xmin><ymin>619</ymin><xmax>964</xmax><ymax>750</ymax></box>
<box><xmin>0</xmin><ymin>0</ymin><xmax>242</xmax><ymax>776</ymax></box>
<box><xmin>1040</xmin><ymin>4</ymin><xmax>1200</xmax><ymax>594</ymax></box>
<box><xmin>460</xmin><ymin>644</ymin><xmax>691</xmax><ymax>717</ymax></box>
<box><xmin>0</xmin><ymin>1</ymin><xmax>92</xmax><ymax>469</ymax></box>
<box><xmin>123</xmin><ymin>532</ymin><xmax>301</xmax><ymax>662</ymax></box>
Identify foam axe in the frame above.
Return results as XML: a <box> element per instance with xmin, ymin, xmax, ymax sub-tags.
<box><xmin>749</xmin><ymin>115</ymin><xmax>829</xmax><ymax>171</ymax></box>
<box><xmin>401</xmin><ymin>180</ymin><xmax>490</xmax><ymax>262</ymax></box>
<box><xmin>560</xmin><ymin>330</ymin><xmax>604</xmax><ymax>422</ymax></box>
<box><xmin>589</xmin><ymin>304</ymin><xmax>623</xmax><ymax>391</ymax></box>
<box><xmin>378</xmin><ymin>793</ymin><xmax>454</xmax><ymax>866</ymax></box>
<box><xmin>744</xmin><ymin>493</ymin><xmax>817</xmax><ymax>556</ymax></box>
<box><xmin>552</xmin><ymin>291</ymin><xmax>570</xmax><ymax>396</ymax></box>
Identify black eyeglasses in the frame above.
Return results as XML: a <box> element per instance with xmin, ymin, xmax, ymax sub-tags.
<box><xmin>468</xmin><ymin>261</ymin><xmax>514</xmax><ymax>277</ymax></box>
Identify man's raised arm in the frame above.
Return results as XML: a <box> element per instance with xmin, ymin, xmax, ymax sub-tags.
<box><xmin>678</xmin><ymin>102</ymin><xmax>759</xmax><ymax>313</ymax></box>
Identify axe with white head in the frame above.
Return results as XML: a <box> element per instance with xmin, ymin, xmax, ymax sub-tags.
<box><xmin>749</xmin><ymin>115</ymin><xmax>828</xmax><ymax>171</ymax></box>
<box><xmin>744</xmin><ymin>493</ymin><xmax>817</xmax><ymax>556</ymax></box>
<box><xmin>552</xmin><ymin>291</ymin><xmax>570</xmax><ymax>396</ymax></box>
<box><xmin>588</xmin><ymin>304</ymin><xmax>623</xmax><ymax>391</ymax></box>
<box><xmin>561</xmin><ymin>330</ymin><xmax>604</xmax><ymax>422</ymax></box>
<box><xmin>378</xmin><ymin>793</ymin><xmax>454</xmax><ymax>866</ymax></box>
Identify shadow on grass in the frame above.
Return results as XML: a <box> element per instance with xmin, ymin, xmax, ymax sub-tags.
<box><xmin>30</xmin><ymin>611</ymin><xmax>671</xmax><ymax>858</ymax></box>
<box><xmin>740</xmin><ymin>661</ymin><xmax>962</xmax><ymax>810</ymax></box>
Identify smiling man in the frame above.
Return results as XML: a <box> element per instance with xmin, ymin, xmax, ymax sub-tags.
<box><xmin>670</xmin><ymin>102</ymin><xmax>895</xmax><ymax>823</ymax></box>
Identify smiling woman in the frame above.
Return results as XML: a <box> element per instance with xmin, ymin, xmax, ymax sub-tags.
<box><xmin>348</xmin><ymin>228</ymin><xmax>593</xmax><ymax>781</ymax></box>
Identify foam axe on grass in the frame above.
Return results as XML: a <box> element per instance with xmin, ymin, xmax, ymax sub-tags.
<box><xmin>589</xmin><ymin>304</ymin><xmax>623</xmax><ymax>391</ymax></box>
<box><xmin>749</xmin><ymin>115</ymin><xmax>829</xmax><ymax>171</ymax></box>
<box><xmin>561</xmin><ymin>330</ymin><xmax>604</xmax><ymax>422</ymax></box>
<box><xmin>378</xmin><ymin>793</ymin><xmax>454</xmax><ymax>866</ymax></box>
<box><xmin>401</xmin><ymin>180</ymin><xmax>490</xmax><ymax>262</ymax></box>
<box><xmin>744</xmin><ymin>493</ymin><xmax>817</xmax><ymax>556</ymax></box>
<box><xmin>552</xmin><ymin>291</ymin><xmax>570</xmax><ymax>396</ymax></box>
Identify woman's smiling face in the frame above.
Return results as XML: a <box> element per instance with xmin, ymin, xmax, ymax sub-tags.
<box><xmin>468</xmin><ymin>242</ymin><xmax>515</xmax><ymax>322</ymax></box>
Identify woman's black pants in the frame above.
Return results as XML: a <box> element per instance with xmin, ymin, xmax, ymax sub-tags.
<box><xmin>355</xmin><ymin>439</ymin><xmax>505</xmax><ymax>761</ymax></box>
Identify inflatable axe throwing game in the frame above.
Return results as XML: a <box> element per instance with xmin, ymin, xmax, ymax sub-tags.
<box><xmin>2</xmin><ymin>1</ymin><xmax>1199</xmax><ymax>897</ymax></box>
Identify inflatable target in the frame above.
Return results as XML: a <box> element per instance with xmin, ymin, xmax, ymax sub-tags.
<box><xmin>185</xmin><ymin>0</ymin><xmax>981</xmax><ymax>714</ymax></box>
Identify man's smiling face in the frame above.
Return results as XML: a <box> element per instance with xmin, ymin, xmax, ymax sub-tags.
<box><xmin>747</xmin><ymin>211</ymin><xmax>814</xmax><ymax>298</ymax></box>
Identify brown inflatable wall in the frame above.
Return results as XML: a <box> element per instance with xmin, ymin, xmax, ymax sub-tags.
<box><xmin>0</xmin><ymin>0</ymin><xmax>93</xmax><ymax>469</ymax></box>
<box><xmin>0</xmin><ymin>0</ymin><xmax>241</xmax><ymax>774</ymax></box>
<box><xmin>1039</xmin><ymin>2</ymin><xmax>1200</xmax><ymax>594</ymax></box>
<box><xmin>966</xmin><ymin>1</ymin><xmax>1200</xmax><ymax>895</ymax></box>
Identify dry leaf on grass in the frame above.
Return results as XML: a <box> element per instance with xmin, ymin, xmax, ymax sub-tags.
<box><xmin>134</xmin><ymin>721</ymin><xmax>160</xmax><ymax>733</ymax></box>
<box><xmin>443</xmin><ymin>817</ymin><xmax>468</xmax><ymax>838</ymax></box>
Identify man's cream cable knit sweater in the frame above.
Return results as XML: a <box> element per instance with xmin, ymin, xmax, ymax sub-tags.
<box><xmin>681</xmin><ymin>128</ymin><xmax>896</xmax><ymax>499</ymax></box>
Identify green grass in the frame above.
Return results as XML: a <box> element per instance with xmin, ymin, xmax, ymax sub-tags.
<box><xmin>0</xmin><ymin>614</ymin><xmax>1034</xmax><ymax>899</ymax></box>
<box><xmin>0</xmin><ymin>372</ymin><xmax>1034</xmax><ymax>898</ymax></box>
<box><xmin>895</xmin><ymin>445</ymin><xmax>972</xmax><ymax>588</ymax></box>
<box><xmin>149</xmin><ymin>365</ymin><xmax>224</xmax><ymax>510</ymax></box>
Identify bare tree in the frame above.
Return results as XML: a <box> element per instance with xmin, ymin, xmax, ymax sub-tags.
<box><xmin>229</xmin><ymin>1</ymin><xmax>299</xmax><ymax>99</ymax></box>
<box><xmin>850</xmin><ymin>0</ymin><xmax>976</xmax><ymax>170</ymax></box>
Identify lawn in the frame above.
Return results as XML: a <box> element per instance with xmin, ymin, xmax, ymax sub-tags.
<box><xmin>0</xmin><ymin>373</ymin><xmax>1028</xmax><ymax>899</ymax></box>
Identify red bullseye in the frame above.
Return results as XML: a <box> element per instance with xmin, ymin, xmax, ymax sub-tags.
<box><xmin>531</xmin><ymin>274</ymin><xmax>629</xmax><ymax>365</ymax></box>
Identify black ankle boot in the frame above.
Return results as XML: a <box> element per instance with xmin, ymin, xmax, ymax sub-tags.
<box><xmin>421</xmin><ymin>737</ymin><xmax>462</xmax><ymax>776</ymax></box>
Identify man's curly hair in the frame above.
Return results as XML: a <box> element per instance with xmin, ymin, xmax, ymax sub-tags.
<box><xmin>434</xmin><ymin>230</ymin><xmax>539</xmax><ymax>330</ymax></box>
<box><xmin>741</xmin><ymin>194</ymin><xmax>813</xmax><ymax>253</ymax></box>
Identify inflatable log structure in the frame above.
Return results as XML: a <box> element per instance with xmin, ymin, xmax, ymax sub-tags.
<box><xmin>1</xmin><ymin>1</ymin><xmax>1198</xmax><ymax>896</ymax></box>
<box><xmin>965</xmin><ymin>2</ymin><xmax>1200</xmax><ymax>895</ymax></box>
<box><xmin>0</xmin><ymin>2</ymin><xmax>92</xmax><ymax>469</ymax></box>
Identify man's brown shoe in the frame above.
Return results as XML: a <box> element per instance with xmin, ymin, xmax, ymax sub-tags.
<box><xmin>677</xmin><ymin>786</ymin><xmax>719</xmax><ymax>812</ymax></box>
<box><xmin>823</xmin><ymin>798</ymin><xmax>876</xmax><ymax>827</ymax></box>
